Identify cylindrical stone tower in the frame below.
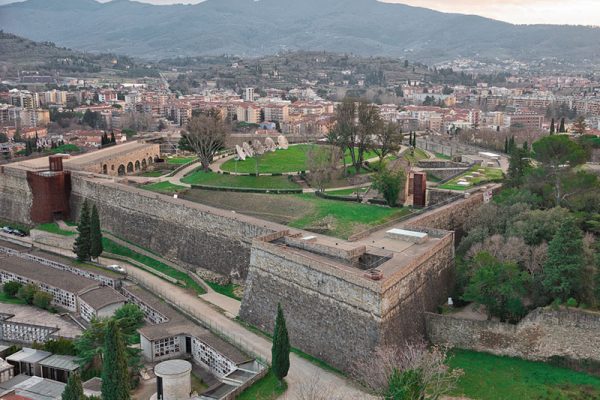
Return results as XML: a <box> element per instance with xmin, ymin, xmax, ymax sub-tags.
<box><xmin>154</xmin><ymin>359</ymin><xmax>192</xmax><ymax>400</ymax></box>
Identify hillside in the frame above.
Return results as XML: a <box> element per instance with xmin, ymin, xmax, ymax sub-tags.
<box><xmin>0</xmin><ymin>31</ymin><xmax>160</xmax><ymax>78</ymax></box>
<box><xmin>0</xmin><ymin>0</ymin><xmax>599</xmax><ymax>63</ymax></box>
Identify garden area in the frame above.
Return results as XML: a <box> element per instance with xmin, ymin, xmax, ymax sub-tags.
<box><xmin>181</xmin><ymin>170</ymin><xmax>300</xmax><ymax>190</ymax></box>
<box><xmin>438</xmin><ymin>166</ymin><xmax>504</xmax><ymax>191</ymax></box>
<box><xmin>219</xmin><ymin>144</ymin><xmax>378</xmax><ymax>174</ymax></box>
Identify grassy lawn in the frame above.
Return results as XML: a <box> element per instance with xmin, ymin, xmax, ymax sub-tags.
<box><xmin>220</xmin><ymin>144</ymin><xmax>378</xmax><ymax>174</ymax></box>
<box><xmin>449</xmin><ymin>350</ymin><xmax>600</xmax><ymax>400</ymax></box>
<box><xmin>237</xmin><ymin>370</ymin><xmax>287</xmax><ymax>400</ymax></box>
<box><xmin>102</xmin><ymin>238</ymin><xmax>205</xmax><ymax>295</ymax></box>
<box><xmin>166</xmin><ymin>156</ymin><xmax>197</xmax><ymax>165</ymax></box>
<box><xmin>181</xmin><ymin>170</ymin><xmax>300</xmax><ymax>190</ymax></box>
<box><xmin>0</xmin><ymin>292</ymin><xmax>26</xmax><ymax>305</ymax></box>
<box><xmin>36</xmin><ymin>223</ymin><xmax>76</xmax><ymax>236</ymax></box>
<box><xmin>142</xmin><ymin>181</ymin><xmax>188</xmax><ymax>194</ymax></box>
<box><xmin>289</xmin><ymin>194</ymin><xmax>412</xmax><ymax>239</ymax></box>
<box><xmin>205</xmin><ymin>281</ymin><xmax>241</xmax><ymax>301</ymax></box>
<box><xmin>325</xmin><ymin>187</ymin><xmax>370</xmax><ymax>196</ymax></box>
<box><xmin>403</xmin><ymin>147</ymin><xmax>430</xmax><ymax>164</ymax></box>
<box><xmin>138</xmin><ymin>170</ymin><xmax>167</xmax><ymax>178</ymax></box>
<box><xmin>435</xmin><ymin>152</ymin><xmax>452</xmax><ymax>160</ymax></box>
<box><xmin>439</xmin><ymin>166</ymin><xmax>504</xmax><ymax>191</ymax></box>
<box><xmin>0</xmin><ymin>219</ymin><xmax>31</xmax><ymax>234</ymax></box>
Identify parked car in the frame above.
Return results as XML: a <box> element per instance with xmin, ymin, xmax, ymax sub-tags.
<box><xmin>2</xmin><ymin>226</ymin><xmax>13</xmax><ymax>234</ymax></box>
<box><xmin>107</xmin><ymin>264</ymin><xmax>126</xmax><ymax>273</ymax></box>
<box><xmin>12</xmin><ymin>229</ymin><xmax>26</xmax><ymax>237</ymax></box>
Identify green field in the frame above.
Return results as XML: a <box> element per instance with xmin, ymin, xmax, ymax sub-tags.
<box><xmin>325</xmin><ymin>187</ymin><xmax>370</xmax><ymax>196</ymax></box>
<box><xmin>403</xmin><ymin>147</ymin><xmax>430</xmax><ymax>164</ymax></box>
<box><xmin>439</xmin><ymin>167</ymin><xmax>504</xmax><ymax>191</ymax></box>
<box><xmin>0</xmin><ymin>292</ymin><xmax>26</xmax><ymax>305</ymax></box>
<box><xmin>36</xmin><ymin>222</ymin><xmax>76</xmax><ymax>236</ymax></box>
<box><xmin>138</xmin><ymin>170</ymin><xmax>167</xmax><ymax>178</ymax></box>
<box><xmin>237</xmin><ymin>371</ymin><xmax>287</xmax><ymax>400</ymax></box>
<box><xmin>102</xmin><ymin>238</ymin><xmax>206</xmax><ymax>295</ymax></box>
<box><xmin>289</xmin><ymin>194</ymin><xmax>411</xmax><ymax>239</ymax></box>
<box><xmin>142</xmin><ymin>181</ymin><xmax>188</xmax><ymax>194</ymax></box>
<box><xmin>166</xmin><ymin>156</ymin><xmax>197</xmax><ymax>165</ymax></box>
<box><xmin>449</xmin><ymin>350</ymin><xmax>600</xmax><ymax>400</ymax></box>
<box><xmin>220</xmin><ymin>144</ymin><xmax>378</xmax><ymax>174</ymax></box>
<box><xmin>181</xmin><ymin>171</ymin><xmax>300</xmax><ymax>190</ymax></box>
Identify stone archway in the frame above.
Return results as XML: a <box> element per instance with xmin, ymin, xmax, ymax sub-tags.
<box><xmin>127</xmin><ymin>162</ymin><xmax>134</xmax><ymax>174</ymax></box>
<box><xmin>141</xmin><ymin>159</ymin><xmax>147</xmax><ymax>170</ymax></box>
<box><xmin>135</xmin><ymin>160</ymin><xmax>141</xmax><ymax>171</ymax></box>
<box><xmin>148</xmin><ymin>157</ymin><xmax>153</xmax><ymax>165</ymax></box>
<box><xmin>118</xmin><ymin>164</ymin><xmax>126</xmax><ymax>176</ymax></box>
<box><xmin>102</xmin><ymin>164</ymin><xmax>108</xmax><ymax>174</ymax></box>
<box><xmin>154</xmin><ymin>155</ymin><xmax>160</xmax><ymax>162</ymax></box>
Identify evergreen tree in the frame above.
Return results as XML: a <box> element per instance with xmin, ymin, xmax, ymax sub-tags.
<box><xmin>271</xmin><ymin>303</ymin><xmax>290</xmax><ymax>382</ymax></box>
<box><xmin>101</xmin><ymin>319</ymin><xmax>130</xmax><ymax>400</ymax></box>
<box><xmin>73</xmin><ymin>201</ymin><xmax>91</xmax><ymax>261</ymax></box>
<box><xmin>504</xmin><ymin>137</ymin><xmax>509</xmax><ymax>153</ymax></box>
<box><xmin>542</xmin><ymin>218</ymin><xmax>585</xmax><ymax>302</ymax></box>
<box><xmin>550</xmin><ymin>118</ymin><xmax>555</xmax><ymax>135</ymax></box>
<box><xmin>559</xmin><ymin>118</ymin><xmax>566</xmax><ymax>133</ymax></box>
<box><xmin>110</xmin><ymin>131</ymin><xmax>116</xmax><ymax>143</ymax></box>
<box><xmin>61</xmin><ymin>373</ymin><xmax>85</xmax><ymax>400</ymax></box>
<box><xmin>89</xmin><ymin>205</ymin><xmax>103</xmax><ymax>261</ymax></box>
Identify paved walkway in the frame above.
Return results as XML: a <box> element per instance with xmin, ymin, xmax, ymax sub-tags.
<box><xmin>121</xmin><ymin>264</ymin><xmax>374</xmax><ymax>400</ymax></box>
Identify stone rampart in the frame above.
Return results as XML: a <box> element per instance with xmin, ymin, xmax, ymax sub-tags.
<box><xmin>239</xmin><ymin>231</ymin><xmax>455</xmax><ymax>372</ymax></box>
<box><xmin>0</xmin><ymin>166</ymin><xmax>33</xmax><ymax>225</ymax></box>
<box><xmin>425</xmin><ymin>308</ymin><xmax>600</xmax><ymax>363</ymax></box>
<box><xmin>69</xmin><ymin>175</ymin><xmax>286</xmax><ymax>280</ymax></box>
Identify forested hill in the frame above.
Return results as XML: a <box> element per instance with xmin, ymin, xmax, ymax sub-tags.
<box><xmin>0</xmin><ymin>0</ymin><xmax>599</xmax><ymax>63</ymax></box>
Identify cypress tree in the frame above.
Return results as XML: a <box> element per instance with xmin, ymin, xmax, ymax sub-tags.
<box><xmin>271</xmin><ymin>303</ymin><xmax>290</xmax><ymax>382</ymax></box>
<box><xmin>110</xmin><ymin>131</ymin><xmax>116</xmax><ymax>143</ymax></box>
<box><xmin>559</xmin><ymin>118</ymin><xmax>566</xmax><ymax>133</ymax></box>
<box><xmin>89</xmin><ymin>205</ymin><xmax>103</xmax><ymax>261</ymax></box>
<box><xmin>504</xmin><ymin>137</ymin><xmax>509</xmax><ymax>153</ymax></box>
<box><xmin>542</xmin><ymin>219</ymin><xmax>584</xmax><ymax>302</ymax></box>
<box><xmin>101</xmin><ymin>319</ymin><xmax>130</xmax><ymax>400</ymax></box>
<box><xmin>550</xmin><ymin>118</ymin><xmax>555</xmax><ymax>135</ymax></box>
<box><xmin>61</xmin><ymin>373</ymin><xmax>85</xmax><ymax>400</ymax></box>
<box><xmin>73</xmin><ymin>201</ymin><xmax>91</xmax><ymax>261</ymax></box>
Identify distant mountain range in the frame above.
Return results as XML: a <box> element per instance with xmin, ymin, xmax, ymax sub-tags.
<box><xmin>1</xmin><ymin>0</ymin><xmax>599</xmax><ymax>63</ymax></box>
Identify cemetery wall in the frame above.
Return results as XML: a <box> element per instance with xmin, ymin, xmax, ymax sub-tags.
<box><xmin>0</xmin><ymin>166</ymin><xmax>33</xmax><ymax>225</ymax></box>
<box><xmin>425</xmin><ymin>308</ymin><xmax>600</xmax><ymax>363</ymax></box>
<box><xmin>69</xmin><ymin>175</ymin><xmax>285</xmax><ymax>280</ymax></box>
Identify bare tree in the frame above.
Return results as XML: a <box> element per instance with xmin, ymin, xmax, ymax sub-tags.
<box><xmin>306</xmin><ymin>145</ymin><xmax>342</xmax><ymax>192</ymax></box>
<box><xmin>354</xmin><ymin>341</ymin><xmax>463</xmax><ymax>400</ymax></box>
<box><xmin>182</xmin><ymin>109</ymin><xmax>228</xmax><ymax>171</ymax></box>
<box><xmin>355</xmin><ymin>101</ymin><xmax>380</xmax><ymax>173</ymax></box>
<box><xmin>374</xmin><ymin>122</ymin><xmax>403</xmax><ymax>163</ymax></box>
<box><xmin>328</xmin><ymin>98</ymin><xmax>357</xmax><ymax>173</ymax></box>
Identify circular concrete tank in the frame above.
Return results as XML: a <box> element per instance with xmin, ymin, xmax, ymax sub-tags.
<box><xmin>154</xmin><ymin>359</ymin><xmax>192</xmax><ymax>400</ymax></box>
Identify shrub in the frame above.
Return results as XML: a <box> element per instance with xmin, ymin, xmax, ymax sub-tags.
<box><xmin>566</xmin><ymin>298</ymin><xmax>578</xmax><ymax>307</ymax></box>
<box><xmin>33</xmin><ymin>291</ymin><xmax>53</xmax><ymax>310</ymax></box>
<box><xmin>18</xmin><ymin>283</ymin><xmax>39</xmax><ymax>305</ymax></box>
<box><xmin>3</xmin><ymin>281</ymin><xmax>22</xmax><ymax>298</ymax></box>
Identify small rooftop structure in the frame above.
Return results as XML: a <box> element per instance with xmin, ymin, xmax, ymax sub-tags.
<box><xmin>39</xmin><ymin>355</ymin><xmax>79</xmax><ymax>383</ymax></box>
<box><xmin>0</xmin><ymin>375</ymin><xmax>65</xmax><ymax>400</ymax></box>
<box><xmin>6</xmin><ymin>348</ymin><xmax>51</xmax><ymax>377</ymax></box>
<box><xmin>385</xmin><ymin>228</ymin><xmax>429</xmax><ymax>244</ymax></box>
<box><xmin>154</xmin><ymin>360</ymin><xmax>192</xmax><ymax>400</ymax></box>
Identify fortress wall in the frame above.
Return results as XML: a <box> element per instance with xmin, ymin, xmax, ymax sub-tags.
<box><xmin>0</xmin><ymin>167</ymin><xmax>33</xmax><ymax>225</ymax></box>
<box><xmin>70</xmin><ymin>175</ymin><xmax>285</xmax><ymax>280</ymax></box>
<box><xmin>239</xmin><ymin>244</ymin><xmax>382</xmax><ymax>370</ymax></box>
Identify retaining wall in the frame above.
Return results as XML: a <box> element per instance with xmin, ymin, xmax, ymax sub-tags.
<box><xmin>0</xmin><ymin>167</ymin><xmax>33</xmax><ymax>225</ymax></box>
<box><xmin>425</xmin><ymin>308</ymin><xmax>600</xmax><ymax>363</ymax></box>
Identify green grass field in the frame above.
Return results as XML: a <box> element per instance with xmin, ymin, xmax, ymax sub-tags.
<box><xmin>142</xmin><ymin>181</ymin><xmax>188</xmax><ymax>194</ymax></box>
<box><xmin>439</xmin><ymin>167</ymin><xmax>504</xmax><ymax>191</ymax></box>
<box><xmin>237</xmin><ymin>371</ymin><xmax>287</xmax><ymax>400</ymax></box>
<box><xmin>205</xmin><ymin>281</ymin><xmax>241</xmax><ymax>300</ymax></box>
<box><xmin>449</xmin><ymin>350</ymin><xmax>600</xmax><ymax>400</ymax></box>
<box><xmin>403</xmin><ymin>147</ymin><xmax>430</xmax><ymax>164</ymax></box>
<box><xmin>35</xmin><ymin>223</ymin><xmax>76</xmax><ymax>236</ymax></box>
<box><xmin>435</xmin><ymin>152</ymin><xmax>452</xmax><ymax>160</ymax></box>
<box><xmin>166</xmin><ymin>156</ymin><xmax>197</xmax><ymax>165</ymax></box>
<box><xmin>102</xmin><ymin>238</ymin><xmax>206</xmax><ymax>295</ymax></box>
<box><xmin>0</xmin><ymin>292</ymin><xmax>26</xmax><ymax>305</ymax></box>
<box><xmin>220</xmin><ymin>144</ymin><xmax>378</xmax><ymax>174</ymax></box>
<box><xmin>325</xmin><ymin>187</ymin><xmax>370</xmax><ymax>196</ymax></box>
<box><xmin>181</xmin><ymin>171</ymin><xmax>300</xmax><ymax>190</ymax></box>
<box><xmin>289</xmin><ymin>194</ymin><xmax>412</xmax><ymax>239</ymax></box>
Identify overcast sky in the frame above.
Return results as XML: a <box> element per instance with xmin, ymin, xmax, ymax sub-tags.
<box><xmin>1</xmin><ymin>0</ymin><xmax>599</xmax><ymax>26</ymax></box>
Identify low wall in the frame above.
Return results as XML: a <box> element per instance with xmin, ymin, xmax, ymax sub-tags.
<box><xmin>425</xmin><ymin>308</ymin><xmax>600</xmax><ymax>363</ymax></box>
